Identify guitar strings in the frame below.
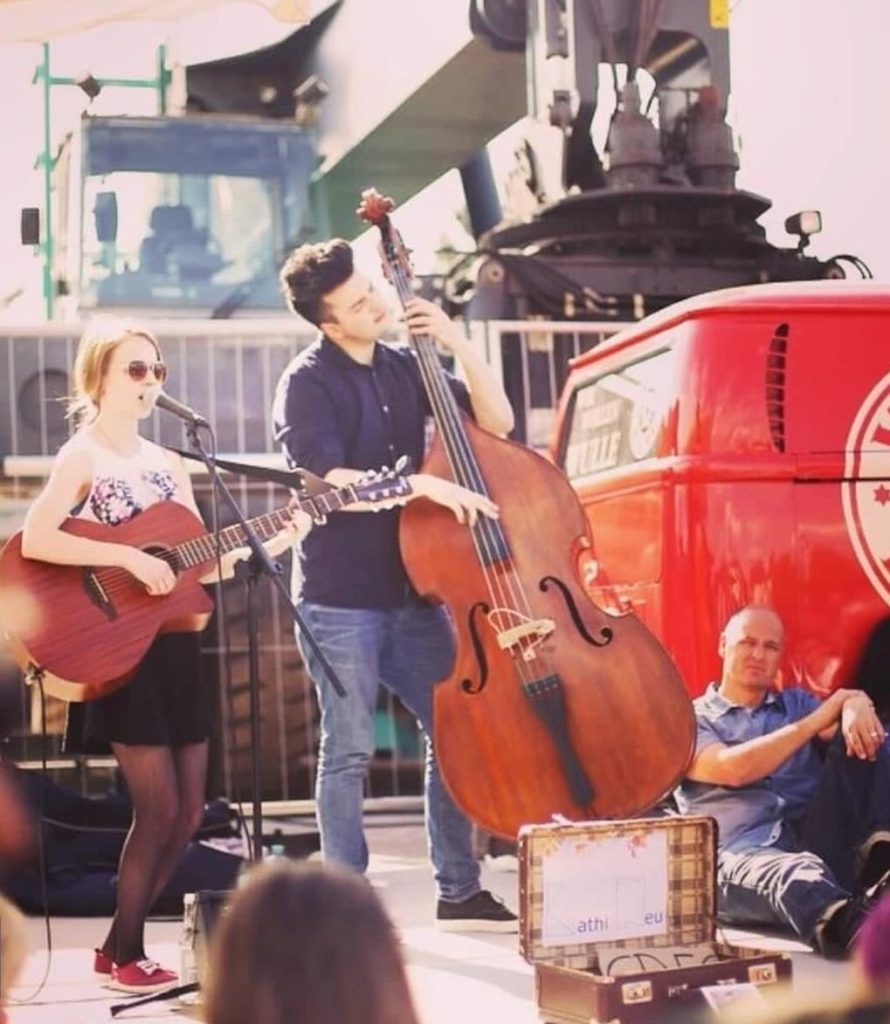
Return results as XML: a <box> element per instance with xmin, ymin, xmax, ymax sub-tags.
<box><xmin>77</xmin><ymin>472</ymin><xmax>407</xmax><ymax>598</ymax></box>
<box><xmin>80</xmin><ymin>507</ymin><xmax>295</xmax><ymax>597</ymax></box>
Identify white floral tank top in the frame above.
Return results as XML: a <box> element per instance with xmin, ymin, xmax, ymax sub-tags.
<box><xmin>75</xmin><ymin>434</ymin><xmax>182</xmax><ymax>526</ymax></box>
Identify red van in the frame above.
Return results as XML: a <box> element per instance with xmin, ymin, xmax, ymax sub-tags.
<box><xmin>550</xmin><ymin>281</ymin><xmax>890</xmax><ymax>698</ymax></box>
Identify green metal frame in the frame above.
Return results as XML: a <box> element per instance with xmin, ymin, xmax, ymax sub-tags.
<box><xmin>31</xmin><ymin>42</ymin><xmax>172</xmax><ymax>317</ymax></box>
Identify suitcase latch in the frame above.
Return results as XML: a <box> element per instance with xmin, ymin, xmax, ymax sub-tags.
<box><xmin>748</xmin><ymin>963</ymin><xmax>778</xmax><ymax>985</ymax></box>
<box><xmin>622</xmin><ymin>980</ymin><xmax>653</xmax><ymax>1004</ymax></box>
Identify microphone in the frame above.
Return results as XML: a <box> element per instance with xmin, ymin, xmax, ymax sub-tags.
<box><xmin>153</xmin><ymin>391</ymin><xmax>210</xmax><ymax>428</ymax></box>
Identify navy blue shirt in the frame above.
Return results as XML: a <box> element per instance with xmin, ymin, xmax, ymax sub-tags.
<box><xmin>674</xmin><ymin>684</ymin><xmax>823</xmax><ymax>853</ymax></box>
<box><xmin>272</xmin><ymin>335</ymin><xmax>470</xmax><ymax>608</ymax></box>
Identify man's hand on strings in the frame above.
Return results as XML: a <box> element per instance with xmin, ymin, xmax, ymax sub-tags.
<box><xmin>403</xmin><ymin>298</ymin><xmax>465</xmax><ymax>353</ymax></box>
<box><xmin>409</xmin><ymin>474</ymin><xmax>498</xmax><ymax>527</ymax></box>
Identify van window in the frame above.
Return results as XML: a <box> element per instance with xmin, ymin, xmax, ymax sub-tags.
<box><xmin>562</xmin><ymin>348</ymin><xmax>676</xmax><ymax>480</ymax></box>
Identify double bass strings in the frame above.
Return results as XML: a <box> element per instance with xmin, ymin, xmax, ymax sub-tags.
<box><xmin>386</xmin><ymin>243</ymin><xmax>551</xmax><ymax>681</ymax></box>
<box><xmin>413</xmin><ymin>332</ymin><xmax>549</xmax><ymax>676</ymax></box>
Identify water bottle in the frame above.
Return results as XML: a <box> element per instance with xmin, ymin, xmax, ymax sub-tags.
<box><xmin>179</xmin><ymin>893</ymin><xmax>198</xmax><ymax>987</ymax></box>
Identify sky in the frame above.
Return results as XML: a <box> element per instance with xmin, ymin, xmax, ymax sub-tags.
<box><xmin>0</xmin><ymin>0</ymin><xmax>888</xmax><ymax>320</ymax></box>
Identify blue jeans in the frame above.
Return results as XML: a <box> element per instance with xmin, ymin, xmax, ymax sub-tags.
<box><xmin>295</xmin><ymin>600</ymin><xmax>481</xmax><ymax>902</ymax></box>
<box><xmin>717</xmin><ymin>734</ymin><xmax>890</xmax><ymax>940</ymax></box>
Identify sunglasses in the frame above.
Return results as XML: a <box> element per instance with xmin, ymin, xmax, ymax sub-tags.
<box><xmin>125</xmin><ymin>360</ymin><xmax>168</xmax><ymax>383</ymax></box>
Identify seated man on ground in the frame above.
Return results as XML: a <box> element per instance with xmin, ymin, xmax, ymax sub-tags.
<box><xmin>675</xmin><ymin>606</ymin><xmax>890</xmax><ymax>958</ymax></box>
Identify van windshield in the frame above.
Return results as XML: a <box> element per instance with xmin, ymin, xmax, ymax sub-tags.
<box><xmin>76</xmin><ymin>116</ymin><xmax>315</xmax><ymax>313</ymax></box>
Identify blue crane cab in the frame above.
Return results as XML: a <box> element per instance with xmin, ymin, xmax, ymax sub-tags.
<box><xmin>53</xmin><ymin>115</ymin><xmax>317</xmax><ymax>316</ymax></box>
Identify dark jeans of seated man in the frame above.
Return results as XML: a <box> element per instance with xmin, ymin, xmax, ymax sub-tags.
<box><xmin>717</xmin><ymin>731</ymin><xmax>890</xmax><ymax>942</ymax></box>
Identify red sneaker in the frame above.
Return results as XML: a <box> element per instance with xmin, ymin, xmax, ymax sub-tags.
<box><xmin>109</xmin><ymin>958</ymin><xmax>177</xmax><ymax>993</ymax></box>
<box><xmin>93</xmin><ymin>948</ymin><xmax>113</xmax><ymax>977</ymax></box>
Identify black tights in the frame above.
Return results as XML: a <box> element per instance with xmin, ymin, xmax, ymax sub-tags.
<box><xmin>100</xmin><ymin>741</ymin><xmax>208</xmax><ymax>966</ymax></box>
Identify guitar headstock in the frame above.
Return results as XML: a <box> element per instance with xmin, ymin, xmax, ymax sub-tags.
<box><xmin>353</xmin><ymin>464</ymin><xmax>413</xmax><ymax>509</ymax></box>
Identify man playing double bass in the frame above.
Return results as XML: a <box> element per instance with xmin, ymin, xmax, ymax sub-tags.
<box><xmin>271</xmin><ymin>238</ymin><xmax>518</xmax><ymax>930</ymax></box>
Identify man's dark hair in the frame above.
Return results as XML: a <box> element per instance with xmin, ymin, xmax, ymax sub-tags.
<box><xmin>279</xmin><ymin>239</ymin><xmax>354</xmax><ymax>326</ymax></box>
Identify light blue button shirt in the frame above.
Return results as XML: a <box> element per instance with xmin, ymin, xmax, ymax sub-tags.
<box><xmin>674</xmin><ymin>684</ymin><xmax>823</xmax><ymax>853</ymax></box>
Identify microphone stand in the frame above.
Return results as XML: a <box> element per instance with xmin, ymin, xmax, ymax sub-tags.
<box><xmin>183</xmin><ymin>420</ymin><xmax>343</xmax><ymax>864</ymax></box>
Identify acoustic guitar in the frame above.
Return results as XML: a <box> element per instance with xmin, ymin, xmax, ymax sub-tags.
<box><xmin>0</xmin><ymin>469</ymin><xmax>410</xmax><ymax>702</ymax></box>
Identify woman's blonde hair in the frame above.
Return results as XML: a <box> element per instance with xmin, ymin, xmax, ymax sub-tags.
<box><xmin>204</xmin><ymin>861</ymin><xmax>421</xmax><ymax>1024</ymax></box>
<box><xmin>68</xmin><ymin>317</ymin><xmax>161</xmax><ymax>427</ymax></box>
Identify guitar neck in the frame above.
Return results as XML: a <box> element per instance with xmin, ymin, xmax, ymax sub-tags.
<box><xmin>170</xmin><ymin>485</ymin><xmax>358</xmax><ymax>569</ymax></box>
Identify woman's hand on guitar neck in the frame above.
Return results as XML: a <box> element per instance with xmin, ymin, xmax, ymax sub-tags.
<box><xmin>199</xmin><ymin>508</ymin><xmax>312</xmax><ymax>585</ymax></box>
<box><xmin>263</xmin><ymin>508</ymin><xmax>313</xmax><ymax>558</ymax></box>
<box><xmin>122</xmin><ymin>548</ymin><xmax>177</xmax><ymax>596</ymax></box>
<box><xmin>408</xmin><ymin>474</ymin><xmax>498</xmax><ymax>527</ymax></box>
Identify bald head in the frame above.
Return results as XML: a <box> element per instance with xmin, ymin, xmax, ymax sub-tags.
<box><xmin>722</xmin><ymin>606</ymin><xmax>784</xmax><ymax>646</ymax></box>
<box><xmin>718</xmin><ymin>606</ymin><xmax>785</xmax><ymax>701</ymax></box>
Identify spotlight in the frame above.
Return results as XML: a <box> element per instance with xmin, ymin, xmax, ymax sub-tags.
<box><xmin>784</xmin><ymin>210</ymin><xmax>822</xmax><ymax>253</ymax></box>
<box><xmin>75</xmin><ymin>72</ymin><xmax>102</xmax><ymax>101</ymax></box>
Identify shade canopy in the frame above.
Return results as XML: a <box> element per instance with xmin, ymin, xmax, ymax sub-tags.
<box><xmin>0</xmin><ymin>0</ymin><xmax>308</xmax><ymax>44</ymax></box>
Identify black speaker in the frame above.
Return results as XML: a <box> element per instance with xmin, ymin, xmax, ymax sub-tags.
<box><xmin>0</xmin><ymin>334</ymin><xmax>75</xmax><ymax>458</ymax></box>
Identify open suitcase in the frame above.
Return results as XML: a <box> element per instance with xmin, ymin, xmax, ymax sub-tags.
<box><xmin>519</xmin><ymin>815</ymin><xmax>792</xmax><ymax>1023</ymax></box>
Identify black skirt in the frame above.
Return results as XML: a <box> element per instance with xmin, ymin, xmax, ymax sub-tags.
<box><xmin>63</xmin><ymin>631</ymin><xmax>211</xmax><ymax>754</ymax></box>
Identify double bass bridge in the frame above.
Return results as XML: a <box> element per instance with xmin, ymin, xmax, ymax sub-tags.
<box><xmin>489</xmin><ymin>608</ymin><xmax>555</xmax><ymax>662</ymax></box>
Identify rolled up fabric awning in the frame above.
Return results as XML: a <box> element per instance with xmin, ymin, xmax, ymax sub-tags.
<box><xmin>0</xmin><ymin>0</ymin><xmax>309</xmax><ymax>44</ymax></box>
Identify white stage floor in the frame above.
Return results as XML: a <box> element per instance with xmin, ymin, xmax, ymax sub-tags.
<box><xmin>7</xmin><ymin>814</ymin><xmax>852</xmax><ymax>1023</ymax></box>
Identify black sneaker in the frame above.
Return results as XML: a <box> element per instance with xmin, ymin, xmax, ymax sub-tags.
<box><xmin>436</xmin><ymin>890</ymin><xmax>518</xmax><ymax>933</ymax></box>
<box><xmin>812</xmin><ymin>868</ymin><xmax>890</xmax><ymax>959</ymax></box>
<box><xmin>812</xmin><ymin>897</ymin><xmax>862</xmax><ymax>960</ymax></box>
<box><xmin>864</xmin><ymin>866</ymin><xmax>890</xmax><ymax>905</ymax></box>
<box><xmin>855</xmin><ymin>829</ymin><xmax>890</xmax><ymax>891</ymax></box>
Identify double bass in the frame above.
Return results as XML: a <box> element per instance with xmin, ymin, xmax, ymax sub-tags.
<box><xmin>358</xmin><ymin>188</ymin><xmax>694</xmax><ymax>839</ymax></box>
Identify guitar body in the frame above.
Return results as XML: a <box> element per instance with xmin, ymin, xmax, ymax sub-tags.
<box><xmin>0</xmin><ymin>501</ymin><xmax>213</xmax><ymax>702</ymax></box>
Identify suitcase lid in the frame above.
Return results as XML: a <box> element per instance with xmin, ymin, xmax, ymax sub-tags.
<box><xmin>519</xmin><ymin>815</ymin><xmax>718</xmax><ymax>970</ymax></box>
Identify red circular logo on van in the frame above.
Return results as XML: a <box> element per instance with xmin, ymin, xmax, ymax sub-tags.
<box><xmin>843</xmin><ymin>374</ymin><xmax>890</xmax><ymax>607</ymax></box>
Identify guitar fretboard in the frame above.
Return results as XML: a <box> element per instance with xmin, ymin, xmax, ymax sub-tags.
<box><xmin>166</xmin><ymin>485</ymin><xmax>360</xmax><ymax>570</ymax></box>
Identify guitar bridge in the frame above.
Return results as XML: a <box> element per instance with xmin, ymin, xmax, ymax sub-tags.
<box><xmin>83</xmin><ymin>568</ymin><xmax>117</xmax><ymax>620</ymax></box>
